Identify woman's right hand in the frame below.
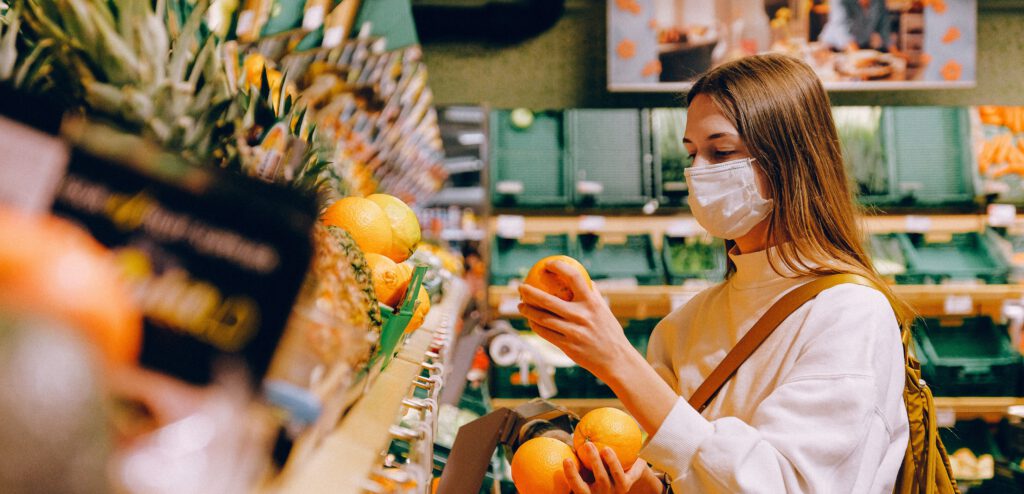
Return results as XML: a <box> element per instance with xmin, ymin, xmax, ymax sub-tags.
<box><xmin>563</xmin><ymin>442</ymin><xmax>663</xmax><ymax>494</ymax></box>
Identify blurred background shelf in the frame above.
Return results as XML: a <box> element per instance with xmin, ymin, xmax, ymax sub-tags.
<box><xmin>489</xmin><ymin>284</ymin><xmax>1024</xmax><ymax>320</ymax></box>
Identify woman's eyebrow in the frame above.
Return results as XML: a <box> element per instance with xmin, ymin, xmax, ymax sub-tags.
<box><xmin>682</xmin><ymin>132</ymin><xmax>739</xmax><ymax>144</ymax></box>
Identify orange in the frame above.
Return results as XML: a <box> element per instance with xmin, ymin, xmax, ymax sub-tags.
<box><xmin>405</xmin><ymin>287</ymin><xmax>430</xmax><ymax>334</ymax></box>
<box><xmin>364</xmin><ymin>253</ymin><xmax>405</xmax><ymax>307</ymax></box>
<box><xmin>367</xmin><ymin>193</ymin><xmax>421</xmax><ymax>262</ymax></box>
<box><xmin>572</xmin><ymin>408</ymin><xmax>643</xmax><ymax>468</ymax></box>
<box><xmin>511</xmin><ymin>437</ymin><xmax>577</xmax><ymax>494</ymax></box>
<box><xmin>0</xmin><ymin>208</ymin><xmax>143</xmax><ymax>365</ymax></box>
<box><xmin>523</xmin><ymin>255</ymin><xmax>593</xmax><ymax>301</ymax></box>
<box><xmin>321</xmin><ymin>197</ymin><xmax>393</xmax><ymax>256</ymax></box>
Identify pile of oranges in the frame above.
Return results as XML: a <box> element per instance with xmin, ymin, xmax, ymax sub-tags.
<box><xmin>511</xmin><ymin>407</ymin><xmax>643</xmax><ymax>494</ymax></box>
<box><xmin>321</xmin><ymin>194</ymin><xmax>429</xmax><ymax>332</ymax></box>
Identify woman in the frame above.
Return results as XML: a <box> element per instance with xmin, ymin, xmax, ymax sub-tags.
<box><xmin>518</xmin><ymin>54</ymin><xmax>911</xmax><ymax>493</ymax></box>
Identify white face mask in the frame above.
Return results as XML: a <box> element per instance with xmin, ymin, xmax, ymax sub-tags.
<box><xmin>685</xmin><ymin>157</ymin><xmax>773</xmax><ymax>240</ymax></box>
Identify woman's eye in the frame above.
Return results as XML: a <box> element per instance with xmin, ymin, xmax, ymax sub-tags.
<box><xmin>715</xmin><ymin>150</ymin><xmax>735</xmax><ymax>158</ymax></box>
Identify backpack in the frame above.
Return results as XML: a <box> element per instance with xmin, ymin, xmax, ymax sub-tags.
<box><xmin>688</xmin><ymin>274</ymin><xmax>959</xmax><ymax>494</ymax></box>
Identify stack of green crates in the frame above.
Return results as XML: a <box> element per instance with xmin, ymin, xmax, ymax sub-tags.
<box><xmin>565</xmin><ymin>109</ymin><xmax>652</xmax><ymax>207</ymax></box>
<box><xmin>489</xmin><ymin>110</ymin><xmax>570</xmax><ymax>208</ymax></box>
<box><xmin>913</xmin><ymin>316</ymin><xmax>1021</xmax><ymax>397</ymax></box>
<box><xmin>575</xmin><ymin>233</ymin><xmax>664</xmax><ymax>285</ymax></box>
<box><xmin>837</xmin><ymin>106</ymin><xmax>976</xmax><ymax>207</ymax></box>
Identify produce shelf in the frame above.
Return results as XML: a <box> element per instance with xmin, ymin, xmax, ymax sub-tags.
<box><xmin>487</xmin><ymin>214</ymin><xmax>991</xmax><ymax>249</ymax></box>
<box><xmin>270</xmin><ymin>279</ymin><xmax>469</xmax><ymax>494</ymax></box>
<box><xmin>490</xmin><ymin>284</ymin><xmax>1024</xmax><ymax>320</ymax></box>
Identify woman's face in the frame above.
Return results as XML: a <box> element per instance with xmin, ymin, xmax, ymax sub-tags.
<box><xmin>683</xmin><ymin>94</ymin><xmax>752</xmax><ymax>168</ymax></box>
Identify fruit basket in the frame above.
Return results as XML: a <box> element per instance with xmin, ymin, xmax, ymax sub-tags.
<box><xmin>662</xmin><ymin>235</ymin><xmax>726</xmax><ymax>284</ymax></box>
<box><xmin>489</xmin><ymin>234</ymin><xmax>572</xmax><ymax>285</ymax></box>
<box><xmin>894</xmin><ymin>230</ymin><xmax>1011</xmax><ymax>285</ymax></box>
<box><xmin>564</xmin><ymin>109</ymin><xmax>652</xmax><ymax>208</ymax></box>
<box><xmin>913</xmin><ymin>316</ymin><xmax>1022</xmax><ymax>397</ymax></box>
<box><xmin>574</xmin><ymin>233</ymin><xmax>664</xmax><ymax>286</ymax></box>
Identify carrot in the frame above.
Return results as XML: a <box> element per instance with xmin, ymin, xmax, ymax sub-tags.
<box><xmin>995</xmin><ymin>134</ymin><xmax>1014</xmax><ymax>164</ymax></box>
<box><xmin>979</xmin><ymin>140</ymin><xmax>994</xmax><ymax>174</ymax></box>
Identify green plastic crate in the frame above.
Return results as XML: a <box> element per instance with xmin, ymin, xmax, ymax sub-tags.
<box><xmin>373</xmin><ymin>265</ymin><xmax>428</xmax><ymax>370</ymax></box>
<box><xmin>651</xmin><ymin>108</ymin><xmax>690</xmax><ymax>207</ymax></box>
<box><xmin>878</xmin><ymin>106</ymin><xmax>977</xmax><ymax>206</ymax></box>
<box><xmin>662</xmin><ymin>235</ymin><xmax>726</xmax><ymax>284</ymax></box>
<box><xmin>895</xmin><ymin>230</ymin><xmax>1010</xmax><ymax>284</ymax></box>
<box><xmin>575</xmin><ymin>233</ymin><xmax>664</xmax><ymax>285</ymax></box>
<box><xmin>489</xmin><ymin>110</ymin><xmax>571</xmax><ymax>208</ymax></box>
<box><xmin>940</xmin><ymin>420</ymin><xmax>1010</xmax><ymax>490</ymax></box>
<box><xmin>913</xmin><ymin>316</ymin><xmax>1021</xmax><ymax>397</ymax></box>
<box><xmin>489</xmin><ymin>234</ymin><xmax>571</xmax><ymax>285</ymax></box>
<box><xmin>565</xmin><ymin>109</ymin><xmax>652</xmax><ymax>207</ymax></box>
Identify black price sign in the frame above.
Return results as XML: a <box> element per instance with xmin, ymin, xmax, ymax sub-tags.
<box><xmin>50</xmin><ymin>142</ymin><xmax>316</xmax><ymax>387</ymax></box>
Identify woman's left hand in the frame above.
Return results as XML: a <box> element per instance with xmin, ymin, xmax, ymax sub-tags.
<box><xmin>563</xmin><ymin>442</ymin><xmax>659</xmax><ymax>494</ymax></box>
<box><xmin>517</xmin><ymin>261</ymin><xmax>637</xmax><ymax>382</ymax></box>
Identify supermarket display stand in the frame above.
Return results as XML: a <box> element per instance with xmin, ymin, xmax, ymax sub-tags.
<box><xmin>268</xmin><ymin>278</ymin><xmax>469</xmax><ymax>493</ymax></box>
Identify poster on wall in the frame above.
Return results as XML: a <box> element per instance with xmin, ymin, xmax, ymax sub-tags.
<box><xmin>608</xmin><ymin>0</ymin><xmax>977</xmax><ymax>92</ymax></box>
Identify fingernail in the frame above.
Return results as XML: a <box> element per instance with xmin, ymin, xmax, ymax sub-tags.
<box><xmin>603</xmin><ymin>447</ymin><xmax>613</xmax><ymax>457</ymax></box>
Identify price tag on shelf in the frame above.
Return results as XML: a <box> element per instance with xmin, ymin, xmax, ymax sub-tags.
<box><xmin>988</xmin><ymin>204</ymin><xmax>1017</xmax><ymax>227</ymax></box>
<box><xmin>576</xmin><ymin>180</ymin><xmax>604</xmax><ymax>195</ymax></box>
<box><xmin>936</xmin><ymin>408</ymin><xmax>956</xmax><ymax>428</ymax></box>
<box><xmin>578</xmin><ymin>215</ymin><xmax>606</xmax><ymax>233</ymax></box>
<box><xmin>904</xmin><ymin>215</ymin><xmax>932</xmax><ymax>233</ymax></box>
<box><xmin>496</xmin><ymin>215</ymin><xmax>525</xmax><ymax>239</ymax></box>
<box><xmin>666</xmin><ymin>218</ymin><xmax>703</xmax><ymax>238</ymax></box>
<box><xmin>944</xmin><ymin>294</ymin><xmax>973</xmax><ymax>315</ymax></box>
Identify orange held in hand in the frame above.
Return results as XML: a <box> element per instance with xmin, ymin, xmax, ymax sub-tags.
<box><xmin>524</xmin><ymin>255</ymin><xmax>593</xmax><ymax>301</ymax></box>
<box><xmin>511</xmin><ymin>437</ymin><xmax>578</xmax><ymax>494</ymax></box>
<box><xmin>573</xmin><ymin>407</ymin><xmax>644</xmax><ymax>468</ymax></box>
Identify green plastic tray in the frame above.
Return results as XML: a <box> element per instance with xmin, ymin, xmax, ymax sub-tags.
<box><xmin>489</xmin><ymin>234</ymin><xmax>571</xmax><ymax>285</ymax></box>
<box><xmin>895</xmin><ymin>230</ymin><xmax>1010</xmax><ymax>284</ymax></box>
<box><xmin>651</xmin><ymin>108</ymin><xmax>690</xmax><ymax>207</ymax></box>
<box><xmin>575</xmin><ymin>233</ymin><xmax>664</xmax><ymax>285</ymax></box>
<box><xmin>868</xmin><ymin>234</ymin><xmax>908</xmax><ymax>279</ymax></box>
<box><xmin>879</xmin><ymin>106</ymin><xmax>976</xmax><ymax>206</ymax></box>
<box><xmin>913</xmin><ymin>316</ymin><xmax>1021</xmax><ymax>397</ymax></box>
<box><xmin>662</xmin><ymin>235</ymin><xmax>726</xmax><ymax>284</ymax></box>
<box><xmin>374</xmin><ymin>265</ymin><xmax>428</xmax><ymax>370</ymax></box>
<box><xmin>565</xmin><ymin>109</ymin><xmax>652</xmax><ymax>207</ymax></box>
<box><xmin>489</xmin><ymin>110</ymin><xmax>571</xmax><ymax>208</ymax></box>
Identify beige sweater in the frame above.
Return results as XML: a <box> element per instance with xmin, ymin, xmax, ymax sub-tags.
<box><xmin>641</xmin><ymin>246</ymin><xmax>908</xmax><ymax>493</ymax></box>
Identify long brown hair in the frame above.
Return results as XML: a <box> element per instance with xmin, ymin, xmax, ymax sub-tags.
<box><xmin>687</xmin><ymin>53</ymin><xmax>914</xmax><ymax>326</ymax></box>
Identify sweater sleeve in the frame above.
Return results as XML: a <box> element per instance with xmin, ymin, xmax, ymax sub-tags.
<box><xmin>639</xmin><ymin>285</ymin><xmax>905</xmax><ymax>493</ymax></box>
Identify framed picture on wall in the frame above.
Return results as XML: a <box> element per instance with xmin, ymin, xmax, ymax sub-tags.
<box><xmin>608</xmin><ymin>0</ymin><xmax>977</xmax><ymax>92</ymax></box>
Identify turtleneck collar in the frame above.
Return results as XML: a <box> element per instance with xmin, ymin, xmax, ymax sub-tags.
<box><xmin>727</xmin><ymin>244</ymin><xmax>807</xmax><ymax>289</ymax></box>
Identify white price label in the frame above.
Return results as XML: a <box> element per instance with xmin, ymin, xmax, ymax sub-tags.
<box><xmin>496</xmin><ymin>215</ymin><xmax>525</xmax><ymax>239</ymax></box>
<box><xmin>578</xmin><ymin>215</ymin><xmax>606</xmax><ymax>233</ymax></box>
<box><xmin>322</xmin><ymin>26</ymin><xmax>345</xmax><ymax>48</ymax></box>
<box><xmin>666</xmin><ymin>218</ymin><xmax>702</xmax><ymax>238</ymax></box>
<box><xmin>944</xmin><ymin>295</ymin><xmax>973</xmax><ymax>315</ymax></box>
<box><xmin>302</xmin><ymin>6</ymin><xmax>326</xmax><ymax>30</ymax></box>
<box><xmin>904</xmin><ymin>215</ymin><xmax>932</xmax><ymax>233</ymax></box>
<box><xmin>935</xmin><ymin>408</ymin><xmax>956</xmax><ymax>428</ymax></box>
<box><xmin>988</xmin><ymin>204</ymin><xmax>1017</xmax><ymax>227</ymax></box>
<box><xmin>576</xmin><ymin>180</ymin><xmax>604</xmax><ymax>195</ymax></box>
<box><xmin>495</xmin><ymin>180</ymin><xmax>524</xmax><ymax>195</ymax></box>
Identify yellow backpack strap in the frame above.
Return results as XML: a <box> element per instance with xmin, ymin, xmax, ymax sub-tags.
<box><xmin>688</xmin><ymin>273</ymin><xmax>875</xmax><ymax>413</ymax></box>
